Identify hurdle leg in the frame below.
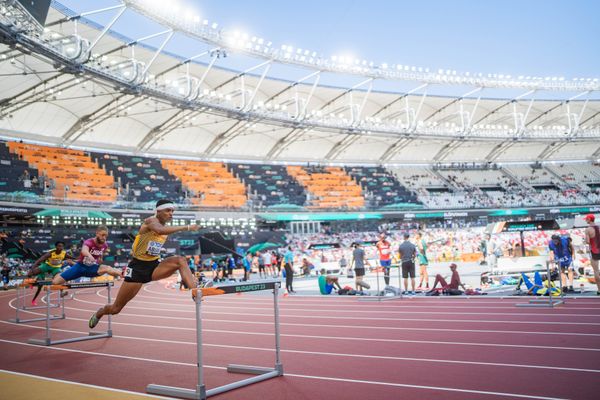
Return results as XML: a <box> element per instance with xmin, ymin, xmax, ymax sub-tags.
<box><xmin>397</xmin><ymin>265</ymin><xmax>403</xmax><ymax>299</ymax></box>
<box><xmin>273</xmin><ymin>282</ymin><xmax>283</xmax><ymax>374</ymax></box>
<box><xmin>11</xmin><ymin>284</ymin><xmax>22</xmax><ymax>322</ymax></box>
<box><xmin>103</xmin><ymin>284</ymin><xmax>113</xmax><ymax>337</ymax></box>
<box><xmin>359</xmin><ymin>265</ymin><xmax>382</xmax><ymax>301</ymax></box>
<box><xmin>28</xmin><ymin>290</ymin><xmax>53</xmax><ymax>345</ymax></box>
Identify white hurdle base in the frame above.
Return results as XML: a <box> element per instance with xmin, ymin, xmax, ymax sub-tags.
<box><xmin>28</xmin><ymin>331</ymin><xmax>112</xmax><ymax>346</ymax></box>
<box><xmin>359</xmin><ymin>295</ymin><xmax>401</xmax><ymax>302</ymax></box>
<box><xmin>27</xmin><ymin>282</ymin><xmax>113</xmax><ymax>346</ymax></box>
<box><xmin>516</xmin><ymin>298</ymin><xmax>564</xmax><ymax>308</ymax></box>
<box><xmin>147</xmin><ymin>365</ymin><xmax>283</xmax><ymax>400</ymax></box>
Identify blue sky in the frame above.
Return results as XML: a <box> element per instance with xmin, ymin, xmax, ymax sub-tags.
<box><xmin>58</xmin><ymin>0</ymin><xmax>599</xmax><ymax>94</ymax></box>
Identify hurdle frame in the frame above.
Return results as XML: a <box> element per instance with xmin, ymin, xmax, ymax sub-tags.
<box><xmin>28</xmin><ymin>281</ymin><xmax>113</xmax><ymax>346</ymax></box>
<box><xmin>516</xmin><ymin>261</ymin><xmax>564</xmax><ymax>308</ymax></box>
<box><xmin>10</xmin><ymin>280</ymin><xmax>65</xmax><ymax>324</ymax></box>
<box><xmin>147</xmin><ymin>279</ymin><xmax>284</xmax><ymax>400</ymax></box>
<box><xmin>359</xmin><ymin>263</ymin><xmax>403</xmax><ymax>302</ymax></box>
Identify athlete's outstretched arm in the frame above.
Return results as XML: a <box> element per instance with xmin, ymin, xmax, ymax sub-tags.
<box><xmin>144</xmin><ymin>217</ymin><xmax>199</xmax><ymax>235</ymax></box>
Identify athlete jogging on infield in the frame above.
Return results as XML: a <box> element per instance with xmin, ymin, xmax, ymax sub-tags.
<box><xmin>89</xmin><ymin>200</ymin><xmax>199</xmax><ymax>328</ymax></box>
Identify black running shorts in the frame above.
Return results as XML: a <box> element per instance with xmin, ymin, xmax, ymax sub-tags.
<box><xmin>401</xmin><ymin>261</ymin><xmax>416</xmax><ymax>278</ymax></box>
<box><xmin>124</xmin><ymin>258</ymin><xmax>160</xmax><ymax>283</ymax></box>
<box><xmin>592</xmin><ymin>252</ymin><xmax>600</xmax><ymax>261</ymax></box>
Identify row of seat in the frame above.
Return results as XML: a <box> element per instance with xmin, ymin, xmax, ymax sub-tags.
<box><xmin>228</xmin><ymin>163</ymin><xmax>306</xmax><ymax>207</ymax></box>
<box><xmin>161</xmin><ymin>159</ymin><xmax>247</xmax><ymax>208</ymax></box>
<box><xmin>0</xmin><ymin>143</ymin><xmax>44</xmax><ymax>195</ymax></box>
<box><xmin>345</xmin><ymin>166</ymin><xmax>419</xmax><ymax>207</ymax></box>
<box><xmin>287</xmin><ymin>166</ymin><xmax>365</xmax><ymax>209</ymax></box>
<box><xmin>8</xmin><ymin>142</ymin><xmax>117</xmax><ymax>202</ymax></box>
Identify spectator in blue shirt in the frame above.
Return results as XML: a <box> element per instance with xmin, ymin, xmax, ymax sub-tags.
<box><xmin>242</xmin><ymin>253</ymin><xmax>252</xmax><ymax>281</ymax></box>
<box><xmin>548</xmin><ymin>234</ymin><xmax>574</xmax><ymax>292</ymax></box>
<box><xmin>284</xmin><ymin>247</ymin><xmax>295</xmax><ymax>293</ymax></box>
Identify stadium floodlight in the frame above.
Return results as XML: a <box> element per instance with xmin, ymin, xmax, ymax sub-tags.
<box><xmin>121</xmin><ymin>0</ymin><xmax>600</xmax><ymax>91</ymax></box>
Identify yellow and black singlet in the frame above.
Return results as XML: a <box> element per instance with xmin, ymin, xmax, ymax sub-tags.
<box><xmin>47</xmin><ymin>250</ymin><xmax>66</xmax><ymax>266</ymax></box>
<box><xmin>131</xmin><ymin>229</ymin><xmax>168</xmax><ymax>261</ymax></box>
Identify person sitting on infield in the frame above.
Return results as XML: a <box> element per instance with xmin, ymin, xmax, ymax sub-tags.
<box><xmin>52</xmin><ymin>226</ymin><xmax>122</xmax><ymax>286</ymax></box>
<box><xmin>28</xmin><ymin>241</ymin><xmax>74</xmax><ymax>305</ymax></box>
<box><xmin>89</xmin><ymin>200</ymin><xmax>199</xmax><ymax>329</ymax></box>
<box><xmin>319</xmin><ymin>268</ymin><xmax>343</xmax><ymax>294</ymax></box>
<box><xmin>427</xmin><ymin>263</ymin><xmax>466</xmax><ymax>294</ymax></box>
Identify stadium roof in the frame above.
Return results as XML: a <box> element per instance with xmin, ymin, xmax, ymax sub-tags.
<box><xmin>0</xmin><ymin>1</ymin><xmax>599</xmax><ymax>164</ymax></box>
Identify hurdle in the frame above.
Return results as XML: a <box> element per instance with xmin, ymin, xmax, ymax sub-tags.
<box><xmin>516</xmin><ymin>261</ymin><xmax>564</xmax><ymax>308</ymax></box>
<box><xmin>359</xmin><ymin>264</ymin><xmax>403</xmax><ymax>302</ymax></box>
<box><xmin>28</xmin><ymin>281</ymin><xmax>114</xmax><ymax>346</ymax></box>
<box><xmin>147</xmin><ymin>279</ymin><xmax>284</xmax><ymax>400</ymax></box>
<box><xmin>9</xmin><ymin>279</ymin><xmax>65</xmax><ymax>324</ymax></box>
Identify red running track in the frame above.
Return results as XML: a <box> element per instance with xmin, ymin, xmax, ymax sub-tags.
<box><xmin>1</xmin><ymin>281</ymin><xmax>600</xmax><ymax>400</ymax></box>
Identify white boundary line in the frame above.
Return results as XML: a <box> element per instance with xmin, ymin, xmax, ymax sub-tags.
<box><xmin>0</xmin><ymin>339</ymin><xmax>570</xmax><ymax>400</ymax></box>
<box><xmin>0</xmin><ymin>369</ymin><xmax>174</xmax><ymax>399</ymax></box>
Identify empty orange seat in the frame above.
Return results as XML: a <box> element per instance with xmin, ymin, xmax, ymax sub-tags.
<box><xmin>162</xmin><ymin>159</ymin><xmax>247</xmax><ymax>208</ymax></box>
<box><xmin>287</xmin><ymin>166</ymin><xmax>365</xmax><ymax>209</ymax></box>
<box><xmin>8</xmin><ymin>142</ymin><xmax>117</xmax><ymax>202</ymax></box>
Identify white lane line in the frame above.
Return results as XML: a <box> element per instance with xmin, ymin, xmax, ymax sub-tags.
<box><xmin>136</xmin><ymin>283</ymin><xmax>591</xmax><ymax>301</ymax></box>
<box><xmin>9</xmin><ymin>298</ymin><xmax>600</xmax><ymax>337</ymax></box>
<box><xmin>136</xmin><ymin>287</ymin><xmax>600</xmax><ymax>304</ymax></box>
<box><xmin>3</xmin><ymin>318</ymin><xmax>598</xmax><ymax>353</ymax></box>
<box><xmin>0</xmin><ymin>369</ymin><xmax>173</xmax><ymax>399</ymax></box>
<box><xmin>0</xmin><ymin>339</ymin><xmax>574</xmax><ymax>399</ymax></box>
<box><xmin>70</xmin><ymin>297</ymin><xmax>600</xmax><ymax>326</ymax></box>
<box><xmin>90</xmin><ymin>294</ymin><xmax>600</xmax><ymax>318</ymax></box>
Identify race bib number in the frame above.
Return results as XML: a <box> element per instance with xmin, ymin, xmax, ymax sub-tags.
<box><xmin>381</xmin><ymin>248</ymin><xmax>390</xmax><ymax>255</ymax></box>
<box><xmin>146</xmin><ymin>241</ymin><xmax>163</xmax><ymax>256</ymax></box>
<box><xmin>123</xmin><ymin>267</ymin><xmax>132</xmax><ymax>278</ymax></box>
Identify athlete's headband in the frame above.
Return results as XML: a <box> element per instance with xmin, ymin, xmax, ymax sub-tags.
<box><xmin>156</xmin><ymin>202</ymin><xmax>176</xmax><ymax>211</ymax></box>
